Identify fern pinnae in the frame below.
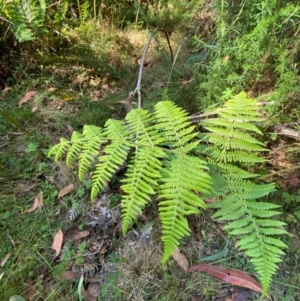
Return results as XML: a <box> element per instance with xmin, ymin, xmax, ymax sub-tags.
<box><xmin>90</xmin><ymin>119</ymin><xmax>132</xmax><ymax>199</ymax></box>
<box><xmin>91</xmin><ymin>142</ymin><xmax>129</xmax><ymax>199</ymax></box>
<box><xmin>158</xmin><ymin>155</ymin><xmax>212</xmax><ymax>262</ymax></box>
<box><xmin>121</xmin><ymin>146</ymin><xmax>164</xmax><ymax>234</ymax></box>
<box><xmin>78</xmin><ymin>125</ymin><xmax>106</xmax><ymax>181</ymax></box>
<box><xmin>211</xmin><ymin>180</ymin><xmax>286</xmax><ymax>294</ymax></box>
<box><xmin>66</xmin><ymin>131</ymin><xmax>85</xmax><ymax>166</ymax></box>
<box><xmin>48</xmin><ymin>137</ymin><xmax>71</xmax><ymax>162</ymax></box>
<box><xmin>154</xmin><ymin>101</ymin><xmax>197</xmax><ymax>151</ymax></box>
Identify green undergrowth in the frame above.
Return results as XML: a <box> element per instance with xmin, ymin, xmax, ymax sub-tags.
<box><xmin>1</xmin><ymin>0</ymin><xmax>300</xmax><ymax>299</ymax></box>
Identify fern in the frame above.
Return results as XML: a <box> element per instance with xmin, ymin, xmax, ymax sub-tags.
<box><xmin>158</xmin><ymin>155</ymin><xmax>212</xmax><ymax>262</ymax></box>
<box><xmin>5</xmin><ymin>0</ymin><xmax>46</xmax><ymax>42</ymax></box>
<box><xmin>201</xmin><ymin>92</ymin><xmax>287</xmax><ymax>294</ymax></box>
<box><xmin>48</xmin><ymin>93</ymin><xmax>286</xmax><ymax>294</ymax></box>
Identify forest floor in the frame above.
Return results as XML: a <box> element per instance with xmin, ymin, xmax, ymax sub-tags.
<box><xmin>1</xmin><ymin>12</ymin><xmax>300</xmax><ymax>301</ymax></box>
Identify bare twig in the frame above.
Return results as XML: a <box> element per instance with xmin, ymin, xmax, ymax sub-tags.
<box><xmin>167</xmin><ymin>45</ymin><xmax>181</xmax><ymax>86</ymax></box>
<box><xmin>125</xmin><ymin>31</ymin><xmax>155</xmax><ymax>111</ymax></box>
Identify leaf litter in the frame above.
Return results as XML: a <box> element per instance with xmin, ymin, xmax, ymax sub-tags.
<box><xmin>52</xmin><ymin>229</ymin><xmax>64</xmax><ymax>257</ymax></box>
<box><xmin>57</xmin><ymin>184</ymin><xmax>75</xmax><ymax>198</ymax></box>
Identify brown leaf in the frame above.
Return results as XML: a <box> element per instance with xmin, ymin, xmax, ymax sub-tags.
<box><xmin>19</xmin><ymin>91</ymin><xmax>37</xmax><ymax>106</ymax></box>
<box><xmin>172</xmin><ymin>249</ymin><xmax>189</xmax><ymax>273</ymax></box>
<box><xmin>73</xmin><ymin>230</ymin><xmax>90</xmax><ymax>241</ymax></box>
<box><xmin>81</xmin><ymin>286</ymin><xmax>97</xmax><ymax>301</ymax></box>
<box><xmin>23</xmin><ymin>197</ymin><xmax>39</xmax><ymax>214</ymax></box>
<box><xmin>64</xmin><ymin>228</ymin><xmax>90</xmax><ymax>243</ymax></box>
<box><xmin>52</xmin><ymin>229</ymin><xmax>63</xmax><ymax>257</ymax></box>
<box><xmin>0</xmin><ymin>253</ymin><xmax>11</xmax><ymax>267</ymax></box>
<box><xmin>66</xmin><ymin>123</ymin><xmax>74</xmax><ymax>134</ymax></box>
<box><xmin>54</xmin><ymin>208</ymin><xmax>61</xmax><ymax>216</ymax></box>
<box><xmin>60</xmin><ymin>271</ymin><xmax>81</xmax><ymax>281</ymax></box>
<box><xmin>36</xmin><ymin>191</ymin><xmax>43</xmax><ymax>211</ymax></box>
<box><xmin>188</xmin><ymin>264</ymin><xmax>261</xmax><ymax>292</ymax></box>
<box><xmin>31</xmin><ymin>106</ymin><xmax>38</xmax><ymax>112</ymax></box>
<box><xmin>57</xmin><ymin>184</ymin><xmax>75</xmax><ymax>198</ymax></box>
<box><xmin>87</xmin><ymin>283</ymin><xmax>101</xmax><ymax>298</ymax></box>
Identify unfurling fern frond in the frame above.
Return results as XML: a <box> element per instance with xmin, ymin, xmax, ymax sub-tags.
<box><xmin>158</xmin><ymin>155</ymin><xmax>212</xmax><ymax>262</ymax></box>
<box><xmin>202</xmin><ymin>92</ymin><xmax>286</xmax><ymax>294</ymax></box>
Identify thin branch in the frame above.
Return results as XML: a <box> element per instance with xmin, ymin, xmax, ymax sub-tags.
<box><xmin>125</xmin><ymin>30</ymin><xmax>156</xmax><ymax>111</ymax></box>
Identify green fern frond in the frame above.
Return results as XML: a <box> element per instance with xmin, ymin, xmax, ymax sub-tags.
<box><xmin>91</xmin><ymin>120</ymin><xmax>131</xmax><ymax>200</ymax></box>
<box><xmin>126</xmin><ymin>108</ymin><xmax>163</xmax><ymax>145</ymax></box>
<box><xmin>78</xmin><ymin>125</ymin><xmax>106</xmax><ymax>181</ymax></box>
<box><xmin>202</xmin><ymin>91</ymin><xmax>267</xmax><ymax>166</ymax></box>
<box><xmin>48</xmin><ymin>138</ymin><xmax>71</xmax><ymax>162</ymax></box>
<box><xmin>121</xmin><ymin>146</ymin><xmax>165</xmax><ymax>234</ymax></box>
<box><xmin>6</xmin><ymin>0</ymin><xmax>46</xmax><ymax>42</ymax></box>
<box><xmin>154</xmin><ymin>101</ymin><xmax>198</xmax><ymax>152</ymax></box>
<box><xmin>66</xmin><ymin>131</ymin><xmax>85</xmax><ymax>166</ymax></box>
<box><xmin>158</xmin><ymin>155</ymin><xmax>212</xmax><ymax>262</ymax></box>
<box><xmin>211</xmin><ymin>180</ymin><xmax>287</xmax><ymax>294</ymax></box>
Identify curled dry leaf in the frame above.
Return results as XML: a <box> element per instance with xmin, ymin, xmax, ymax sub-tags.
<box><xmin>57</xmin><ymin>184</ymin><xmax>75</xmax><ymax>198</ymax></box>
<box><xmin>19</xmin><ymin>91</ymin><xmax>37</xmax><ymax>107</ymax></box>
<box><xmin>23</xmin><ymin>192</ymin><xmax>43</xmax><ymax>214</ymax></box>
<box><xmin>172</xmin><ymin>249</ymin><xmax>189</xmax><ymax>273</ymax></box>
<box><xmin>23</xmin><ymin>197</ymin><xmax>39</xmax><ymax>214</ymax></box>
<box><xmin>188</xmin><ymin>264</ymin><xmax>261</xmax><ymax>292</ymax></box>
<box><xmin>52</xmin><ymin>229</ymin><xmax>63</xmax><ymax>257</ymax></box>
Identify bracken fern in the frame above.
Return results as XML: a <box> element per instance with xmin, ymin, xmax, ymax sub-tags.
<box><xmin>48</xmin><ymin>93</ymin><xmax>286</xmax><ymax>294</ymax></box>
<box><xmin>200</xmin><ymin>92</ymin><xmax>287</xmax><ymax>294</ymax></box>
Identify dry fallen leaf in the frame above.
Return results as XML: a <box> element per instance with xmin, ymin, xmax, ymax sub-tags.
<box><xmin>23</xmin><ymin>197</ymin><xmax>39</xmax><ymax>214</ymax></box>
<box><xmin>37</xmin><ymin>191</ymin><xmax>44</xmax><ymax>211</ymax></box>
<box><xmin>172</xmin><ymin>249</ymin><xmax>189</xmax><ymax>273</ymax></box>
<box><xmin>19</xmin><ymin>91</ymin><xmax>37</xmax><ymax>107</ymax></box>
<box><xmin>1</xmin><ymin>253</ymin><xmax>11</xmax><ymax>267</ymax></box>
<box><xmin>81</xmin><ymin>286</ymin><xmax>97</xmax><ymax>301</ymax></box>
<box><xmin>57</xmin><ymin>184</ymin><xmax>75</xmax><ymax>198</ymax></box>
<box><xmin>64</xmin><ymin>228</ymin><xmax>90</xmax><ymax>243</ymax></box>
<box><xmin>61</xmin><ymin>271</ymin><xmax>81</xmax><ymax>281</ymax></box>
<box><xmin>47</xmin><ymin>87</ymin><xmax>57</xmax><ymax>93</ymax></box>
<box><xmin>52</xmin><ymin>229</ymin><xmax>63</xmax><ymax>257</ymax></box>
<box><xmin>188</xmin><ymin>264</ymin><xmax>261</xmax><ymax>292</ymax></box>
<box><xmin>66</xmin><ymin>123</ymin><xmax>74</xmax><ymax>134</ymax></box>
<box><xmin>32</xmin><ymin>106</ymin><xmax>38</xmax><ymax>112</ymax></box>
<box><xmin>87</xmin><ymin>283</ymin><xmax>101</xmax><ymax>298</ymax></box>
